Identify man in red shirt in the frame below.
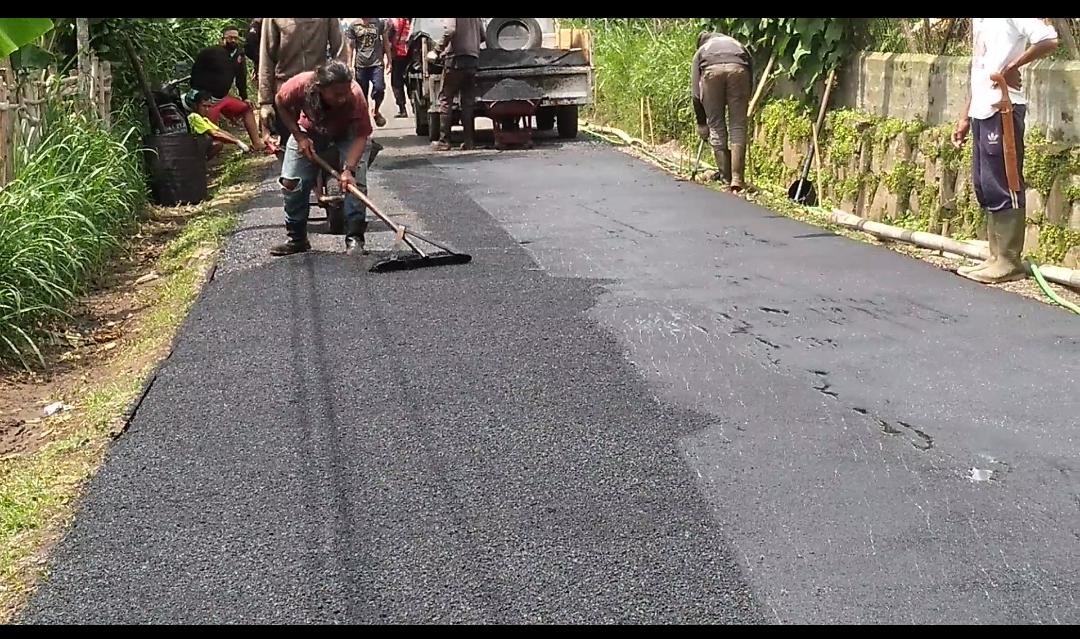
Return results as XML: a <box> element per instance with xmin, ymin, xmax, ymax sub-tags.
<box><xmin>386</xmin><ymin>18</ymin><xmax>412</xmax><ymax>118</ymax></box>
<box><xmin>270</xmin><ymin>60</ymin><xmax>374</xmax><ymax>257</ymax></box>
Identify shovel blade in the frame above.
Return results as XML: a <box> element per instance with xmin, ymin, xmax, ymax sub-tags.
<box><xmin>788</xmin><ymin>178</ymin><xmax>817</xmax><ymax>206</ymax></box>
<box><xmin>369</xmin><ymin>251</ymin><xmax>473</xmax><ymax>273</ymax></box>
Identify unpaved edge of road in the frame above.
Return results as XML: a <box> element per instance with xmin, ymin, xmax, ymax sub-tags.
<box><xmin>582</xmin><ymin>125</ymin><xmax>1080</xmax><ymax>312</ymax></box>
<box><xmin>0</xmin><ymin>153</ymin><xmax>275</xmax><ymax>624</ymax></box>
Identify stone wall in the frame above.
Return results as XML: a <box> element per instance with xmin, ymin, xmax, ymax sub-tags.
<box><xmin>835</xmin><ymin>53</ymin><xmax>1080</xmax><ymax>145</ymax></box>
<box><xmin>774</xmin><ymin>53</ymin><xmax>1080</xmax><ymax>144</ymax></box>
<box><xmin>758</xmin><ymin>53</ymin><xmax>1080</xmax><ymax>268</ymax></box>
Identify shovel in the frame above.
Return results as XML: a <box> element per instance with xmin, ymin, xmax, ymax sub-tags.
<box><xmin>789</xmin><ymin>68</ymin><xmax>837</xmax><ymax>206</ymax></box>
<box><xmin>309</xmin><ymin>153</ymin><xmax>472</xmax><ymax>273</ymax></box>
<box><xmin>689</xmin><ymin>139</ymin><xmax>706</xmax><ymax>180</ymax></box>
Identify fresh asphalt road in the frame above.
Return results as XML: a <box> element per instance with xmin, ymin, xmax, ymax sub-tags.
<box><xmin>23</xmin><ymin>113</ymin><xmax>1079</xmax><ymax>624</ymax></box>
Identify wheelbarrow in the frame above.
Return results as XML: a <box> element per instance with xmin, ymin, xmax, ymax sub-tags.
<box><xmin>309</xmin><ymin>140</ymin><xmax>383</xmax><ymax>235</ymax></box>
<box><xmin>312</xmin><ymin>146</ymin><xmax>346</xmax><ymax>234</ymax></box>
<box><xmin>484</xmin><ymin>99</ymin><xmax>541</xmax><ymax>150</ymax></box>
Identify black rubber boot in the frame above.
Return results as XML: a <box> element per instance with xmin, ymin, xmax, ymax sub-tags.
<box><xmin>269</xmin><ymin>223</ymin><xmax>310</xmax><ymax>256</ymax></box>
<box><xmin>368</xmin><ymin>140</ymin><xmax>383</xmax><ymax>167</ymax></box>
<box><xmin>712</xmin><ymin>147</ymin><xmax>731</xmax><ymax>185</ymax></box>
<box><xmin>730</xmin><ymin>143</ymin><xmax>747</xmax><ymax>192</ymax></box>
<box><xmin>432</xmin><ymin>113</ymin><xmax>453</xmax><ymax>151</ymax></box>
<box><xmin>460</xmin><ymin>109</ymin><xmax>475</xmax><ymax>150</ymax></box>
<box><xmin>345</xmin><ymin>216</ymin><xmax>368</xmax><ymax>256</ymax></box>
<box><xmin>959</xmin><ymin>211</ymin><xmax>998</xmax><ymax>276</ymax></box>
<box><xmin>965</xmin><ymin>209</ymin><xmax>1027</xmax><ymax>284</ymax></box>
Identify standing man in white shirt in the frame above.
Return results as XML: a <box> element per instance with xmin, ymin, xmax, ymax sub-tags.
<box><xmin>952</xmin><ymin>18</ymin><xmax>1058</xmax><ymax>284</ymax></box>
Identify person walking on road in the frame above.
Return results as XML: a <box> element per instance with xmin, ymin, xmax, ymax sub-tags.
<box><xmin>386</xmin><ymin>17</ymin><xmax>412</xmax><ymax>119</ymax></box>
<box><xmin>691</xmin><ymin>31</ymin><xmax>753</xmax><ymax>193</ymax></box>
<box><xmin>258</xmin><ymin>18</ymin><xmax>347</xmax><ymax>152</ymax></box>
<box><xmin>344</xmin><ymin>17</ymin><xmax>390</xmax><ymax>128</ymax></box>
<box><xmin>269</xmin><ymin>61</ymin><xmax>374</xmax><ymax>258</ymax></box>
<box><xmin>432</xmin><ymin>17</ymin><xmax>485</xmax><ymax>151</ymax></box>
<box><xmin>952</xmin><ymin>18</ymin><xmax>1058</xmax><ymax>284</ymax></box>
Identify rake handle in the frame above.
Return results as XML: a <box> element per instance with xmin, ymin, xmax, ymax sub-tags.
<box><xmin>309</xmin><ymin>152</ymin><xmax>458</xmax><ymax>255</ymax></box>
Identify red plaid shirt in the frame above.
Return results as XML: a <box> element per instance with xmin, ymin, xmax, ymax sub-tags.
<box><xmin>388</xmin><ymin>18</ymin><xmax>411</xmax><ymax>59</ymax></box>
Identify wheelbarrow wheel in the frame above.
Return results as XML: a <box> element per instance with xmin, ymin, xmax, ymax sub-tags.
<box><xmin>325</xmin><ymin>177</ymin><xmax>346</xmax><ymax>235</ymax></box>
<box><xmin>327</xmin><ymin>203</ymin><xmax>346</xmax><ymax>235</ymax></box>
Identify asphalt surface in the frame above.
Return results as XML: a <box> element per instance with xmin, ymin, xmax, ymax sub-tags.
<box><xmin>23</xmin><ymin>114</ymin><xmax>1080</xmax><ymax>624</ymax></box>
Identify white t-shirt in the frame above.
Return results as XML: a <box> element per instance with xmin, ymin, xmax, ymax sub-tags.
<box><xmin>968</xmin><ymin>18</ymin><xmax>1058</xmax><ymax>120</ymax></box>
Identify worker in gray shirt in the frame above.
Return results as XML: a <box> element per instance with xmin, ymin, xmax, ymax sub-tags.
<box><xmin>691</xmin><ymin>31</ymin><xmax>753</xmax><ymax>193</ymax></box>
<box><xmin>345</xmin><ymin>18</ymin><xmax>391</xmax><ymax>128</ymax></box>
<box><xmin>432</xmin><ymin>18</ymin><xmax>485</xmax><ymax>151</ymax></box>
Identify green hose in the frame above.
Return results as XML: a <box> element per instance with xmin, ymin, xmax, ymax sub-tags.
<box><xmin>582</xmin><ymin>127</ymin><xmax>700</xmax><ymax>176</ymax></box>
<box><xmin>1029</xmin><ymin>260</ymin><xmax>1080</xmax><ymax>315</ymax></box>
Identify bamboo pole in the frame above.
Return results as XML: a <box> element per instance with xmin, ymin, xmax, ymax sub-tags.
<box><xmin>76</xmin><ymin>18</ymin><xmax>92</xmax><ymax>105</ymax></box>
<box><xmin>828</xmin><ymin>209</ymin><xmax>1080</xmax><ymax>289</ymax></box>
<box><xmin>747</xmin><ymin>52</ymin><xmax>777</xmax><ymax>118</ymax></box>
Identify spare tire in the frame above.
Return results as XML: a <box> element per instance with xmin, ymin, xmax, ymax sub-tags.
<box><xmin>485</xmin><ymin>18</ymin><xmax>543</xmax><ymax>51</ymax></box>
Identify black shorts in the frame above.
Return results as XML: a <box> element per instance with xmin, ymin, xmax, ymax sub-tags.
<box><xmin>972</xmin><ymin>105</ymin><xmax>1026</xmax><ymax>213</ymax></box>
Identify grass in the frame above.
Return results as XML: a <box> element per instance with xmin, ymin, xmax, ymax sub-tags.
<box><xmin>0</xmin><ymin>151</ymin><xmax>265</xmax><ymax>623</ymax></box>
<box><xmin>0</xmin><ymin>98</ymin><xmax>144</xmax><ymax>369</ymax></box>
<box><xmin>570</xmin><ymin>19</ymin><xmax>701</xmax><ymax>153</ymax></box>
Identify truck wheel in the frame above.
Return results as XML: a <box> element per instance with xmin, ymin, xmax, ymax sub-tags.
<box><xmin>428</xmin><ymin>112</ymin><xmax>441</xmax><ymax>142</ymax></box>
<box><xmin>536</xmin><ymin>107</ymin><xmax>555</xmax><ymax>131</ymax></box>
<box><xmin>485</xmin><ymin>18</ymin><xmax>543</xmax><ymax>51</ymax></box>
<box><xmin>556</xmin><ymin>105</ymin><xmax>578</xmax><ymax>139</ymax></box>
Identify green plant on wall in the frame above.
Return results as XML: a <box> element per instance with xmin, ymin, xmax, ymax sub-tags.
<box><xmin>702</xmin><ymin>18</ymin><xmax>875</xmax><ymax>97</ymax></box>
<box><xmin>1032</xmin><ymin>224</ymin><xmax>1080</xmax><ymax>263</ymax></box>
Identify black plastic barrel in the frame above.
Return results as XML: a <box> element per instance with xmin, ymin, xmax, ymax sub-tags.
<box><xmin>143</xmin><ymin>133</ymin><xmax>208</xmax><ymax>206</ymax></box>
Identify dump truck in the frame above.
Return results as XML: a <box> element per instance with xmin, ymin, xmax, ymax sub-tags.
<box><xmin>406</xmin><ymin>18</ymin><xmax>594</xmax><ymax>143</ymax></box>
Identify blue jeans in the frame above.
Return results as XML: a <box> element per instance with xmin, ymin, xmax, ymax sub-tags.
<box><xmin>279</xmin><ymin>132</ymin><xmax>369</xmax><ymax>226</ymax></box>
<box><xmin>355</xmin><ymin>65</ymin><xmax>385</xmax><ymax>109</ymax></box>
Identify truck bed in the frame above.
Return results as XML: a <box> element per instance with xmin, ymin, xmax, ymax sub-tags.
<box><xmin>477</xmin><ymin>48</ymin><xmax>589</xmax><ymax>70</ymax></box>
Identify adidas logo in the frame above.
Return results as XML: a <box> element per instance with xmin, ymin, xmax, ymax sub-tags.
<box><xmin>987</xmin><ymin>132</ymin><xmax>999</xmax><ymax>143</ymax></box>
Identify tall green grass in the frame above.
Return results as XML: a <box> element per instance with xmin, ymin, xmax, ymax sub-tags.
<box><xmin>0</xmin><ymin>20</ymin><xmax>251</xmax><ymax>368</ymax></box>
<box><xmin>0</xmin><ymin>98</ymin><xmax>144</xmax><ymax>367</ymax></box>
<box><xmin>574</xmin><ymin>19</ymin><xmax>702</xmax><ymax>152</ymax></box>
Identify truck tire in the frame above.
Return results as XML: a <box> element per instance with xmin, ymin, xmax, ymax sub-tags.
<box><xmin>556</xmin><ymin>105</ymin><xmax>578</xmax><ymax>139</ymax></box>
<box><xmin>485</xmin><ymin>18</ymin><xmax>543</xmax><ymax>51</ymax></box>
<box><xmin>536</xmin><ymin>107</ymin><xmax>555</xmax><ymax>131</ymax></box>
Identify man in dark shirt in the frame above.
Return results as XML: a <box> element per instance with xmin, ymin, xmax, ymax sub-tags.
<box><xmin>190</xmin><ymin>26</ymin><xmax>265</xmax><ymax>152</ymax></box>
<box><xmin>432</xmin><ymin>18</ymin><xmax>484</xmax><ymax>151</ymax></box>
<box><xmin>270</xmin><ymin>61</ymin><xmax>374</xmax><ymax>257</ymax></box>
<box><xmin>691</xmin><ymin>31</ymin><xmax>753</xmax><ymax>192</ymax></box>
